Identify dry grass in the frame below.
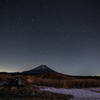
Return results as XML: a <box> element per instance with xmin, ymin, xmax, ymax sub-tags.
<box><xmin>0</xmin><ymin>73</ymin><xmax>100</xmax><ymax>88</ymax></box>
<box><xmin>31</xmin><ymin>78</ymin><xmax>100</xmax><ymax>88</ymax></box>
<box><xmin>66</xmin><ymin>79</ymin><xmax>100</xmax><ymax>88</ymax></box>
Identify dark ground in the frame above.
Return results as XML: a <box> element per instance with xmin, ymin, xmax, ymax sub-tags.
<box><xmin>0</xmin><ymin>85</ymin><xmax>73</xmax><ymax>100</ymax></box>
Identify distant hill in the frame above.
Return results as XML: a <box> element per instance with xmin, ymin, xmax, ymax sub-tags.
<box><xmin>22</xmin><ymin>65</ymin><xmax>56</xmax><ymax>74</ymax></box>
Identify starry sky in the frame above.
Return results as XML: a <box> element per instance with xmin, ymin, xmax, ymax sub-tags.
<box><xmin>0</xmin><ymin>0</ymin><xmax>100</xmax><ymax>75</ymax></box>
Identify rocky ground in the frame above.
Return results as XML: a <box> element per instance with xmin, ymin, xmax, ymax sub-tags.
<box><xmin>0</xmin><ymin>85</ymin><xmax>73</xmax><ymax>100</ymax></box>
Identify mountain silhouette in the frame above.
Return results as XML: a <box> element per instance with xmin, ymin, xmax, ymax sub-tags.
<box><xmin>22</xmin><ymin>65</ymin><xmax>55</xmax><ymax>74</ymax></box>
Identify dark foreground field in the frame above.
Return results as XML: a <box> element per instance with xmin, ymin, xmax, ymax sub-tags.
<box><xmin>0</xmin><ymin>85</ymin><xmax>73</xmax><ymax>100</ymax></box>
<box><xmin>0</xmin><ymin>73</ymin><xmax>100</xmax><ymax>100</ymax></box>
<box><xmin>0</xmin><ymin>73</ymin><xmax>100</xmax><ymax>88</ymax></box>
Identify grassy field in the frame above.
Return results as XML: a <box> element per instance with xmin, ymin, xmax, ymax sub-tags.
<box><xmin>0</xmin><ymin>72</ymin><xmax>100</xmax><ymax>88</ymax></box>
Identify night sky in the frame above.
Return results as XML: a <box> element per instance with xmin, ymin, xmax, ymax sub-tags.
<box><xmin>0</xmin><ymin>0</ymin><xmax>100</xmax><ymax>75</ymax></box>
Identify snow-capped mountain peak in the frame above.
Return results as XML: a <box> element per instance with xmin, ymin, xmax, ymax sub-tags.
<box><xmin>22</xmin><ymin>65</ymin><xmax>55</xmax><ymax>74</ymax></box>
<box><xmin>34</xmin><ymin>65</ymin><xmax>49</xmax><ymax>70</ymax></box>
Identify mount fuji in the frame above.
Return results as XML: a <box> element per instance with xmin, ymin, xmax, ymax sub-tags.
<box><xmin>22</xmin><ymin>65</ymin><xmax>56</xmax><ymax>74</ymax></box>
